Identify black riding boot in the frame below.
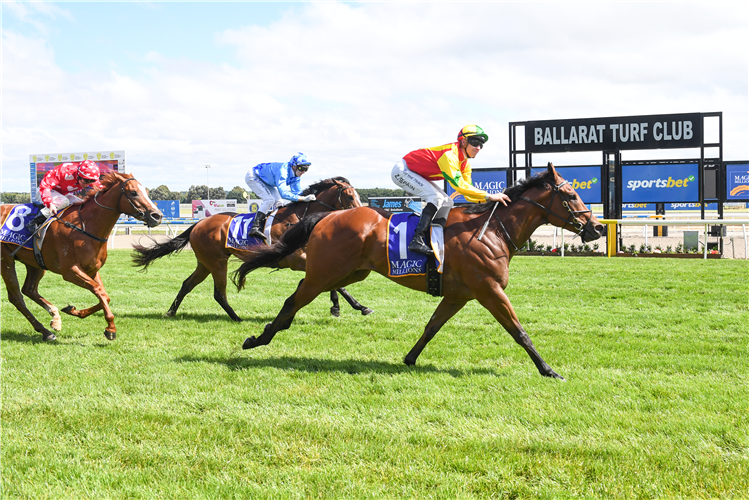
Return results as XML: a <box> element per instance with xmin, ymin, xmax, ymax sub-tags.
<box><xmin>408</xmin><ymin>203</ymin><xmax>438</xmax><ymax>255</ymax></box>
<box><xmin>248</xmin><ymin>212</ymin><xmax>267</xmax><ymax>241</ymax></box>
<box><xmin>26</xmin><ymin>211</ymin><xmax>49</xmax><ymax>234</ymax></box>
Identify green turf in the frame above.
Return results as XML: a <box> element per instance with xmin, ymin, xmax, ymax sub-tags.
<box><xmin>2</xmin><ymin>251</ymin><xmax>747</xmax><ymax>499</ymax></box>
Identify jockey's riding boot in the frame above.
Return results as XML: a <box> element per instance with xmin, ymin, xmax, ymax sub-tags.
<box><xmin>408</xmin><ymin>203</ymin><xmax>438</xmax><ymax>256</ymax></box>
<box><xmin>26</xmin><ymin>210</ymin><xmax>50</xmax><ymax>234</ymax></box>
<box><xmin>248</xmin><ymin>212</ymin><xmax>268</xmax><ymax>241</ymax></box>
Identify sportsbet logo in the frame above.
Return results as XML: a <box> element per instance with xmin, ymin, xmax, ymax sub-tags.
<box><xmin>571</xmin><ymin>178</ymin><xmax>598</xmax><ymax>190</ymax></box>
<box><xmin>627</xmin><ymin>176</ymin><xmax>695</xmax><ymax>191</ymax></box>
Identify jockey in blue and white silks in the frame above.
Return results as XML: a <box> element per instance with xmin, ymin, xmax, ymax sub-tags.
<box><xmin>244</xmin><ymin>152</ymin><xmax>314</xmax><ymax>241</ymax></box>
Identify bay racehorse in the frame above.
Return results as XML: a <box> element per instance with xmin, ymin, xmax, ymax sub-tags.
<box><xmin>131</xmin><ymin>177</ymin><xmax>372</xmax><ymax>321</ymax></box>
<box><xmin>1</xmin><ymin>172</ymin><xmax>163</xmax><ymax>341</ymax></box>
<box><xmin>233</xmin><ymin>163</ymin><xmax>605</xmax><ymax>380</ymax></box>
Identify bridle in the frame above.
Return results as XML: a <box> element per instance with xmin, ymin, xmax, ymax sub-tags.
<box><xmin>484</xmin><ymin>179</ymin><xmax>593</xmax><ymax>251</ymax></box>
<box><xmin>294</xmin><ymin>182</ymin><xmax>357</xmax><ymax>220</ymax></box>
<box><xmin>518</xmin><ymin>179</ymin><xmax>592</xmax><ymax>237</ymax></box>
<box><xmin>94</xmin><ymin>177</ymin><xmax>147</xmax><ymax>220</ymax></box>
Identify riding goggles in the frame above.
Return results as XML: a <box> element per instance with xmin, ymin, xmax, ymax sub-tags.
<box><xmin>296</xmin><ymin>164</ymin><xmax>310</xmax><ymax>172</ymax></box>
<box><xmin>467</xmin><ymin>137</ymin><xmax>485</xmax><ymax>148</ymax></box>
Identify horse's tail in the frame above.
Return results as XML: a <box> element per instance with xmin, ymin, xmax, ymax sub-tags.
<box><xmin>131</xmin><ymin>223</ymin><xmax>196</xmax><ymax>270</ymax></box>
<box><xmin>232</xmin><ymin>211</ymin><xmax>331</xmax><ymax>291</ymax></box>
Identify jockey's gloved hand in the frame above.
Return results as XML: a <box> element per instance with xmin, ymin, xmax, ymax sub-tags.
<box><xmin>298</xmin><ymin>194</ymin><xmax>316</xmax><ymax>202</ymax></box>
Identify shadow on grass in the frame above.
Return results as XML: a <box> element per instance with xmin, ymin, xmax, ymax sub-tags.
<box><xmin>175</xmin><ymin>353</ymin><xmax>504</xmax><ymax>378</ymax></box>
<box><xmin>0</xmin><ymin>331</ymin><xmax>45</xmax><ymax>344</ymax></box>
<box><xmin>117</xmin><ymin>311</ymin><xmax>272</xmax><ymax>324</ymax></box>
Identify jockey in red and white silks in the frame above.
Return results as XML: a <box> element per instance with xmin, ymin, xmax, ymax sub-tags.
<box><xmin>38</xmin><ymin>160</ymin><xmax>103</xmax><ymax>216</ymax></box>
<box><xmin>391</xmin><ymin>125</ymin><xmax>510</xmax><ymax>255</ymax></box>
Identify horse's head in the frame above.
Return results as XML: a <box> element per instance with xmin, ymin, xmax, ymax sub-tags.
<box><xmin>96</xmin><ymin>173</ymin><xmax>163</xmax><ymax>227</ymax></box>
<box><xmin>520</xmin><ymin>163</ymin><xmax>605</xmax><ymax>242</ymax></box>
<box><xmin>304</xmin><ymin>177</ymin><xmax>362</xmax><ymax>210</ymax></box>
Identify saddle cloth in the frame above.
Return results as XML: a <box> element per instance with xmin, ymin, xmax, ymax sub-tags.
<box><xmin>226</xmin><ymin>213</ymin><xmax>267</xmax><ymax>250</ymax></box>
<box><xmin>386</xmin><ymin>213</ymin><xmax>445</xmax><ymax>278</ymax></box>
<box><xmin>0</xmin><ymin>204</ymin><xmax>43</xmax><ymax>249</ymax></box>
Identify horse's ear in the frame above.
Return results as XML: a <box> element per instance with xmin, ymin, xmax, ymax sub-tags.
<box><xmin>547</xmin><ymin>162</ymin><xmax>556</xmax><ymax>174</ymax></box>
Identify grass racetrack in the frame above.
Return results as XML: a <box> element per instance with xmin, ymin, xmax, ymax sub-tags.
<box><xmin>2</xmin><ymin>250</ymin><xmax>748</xmax><ymax>499</ymax></box>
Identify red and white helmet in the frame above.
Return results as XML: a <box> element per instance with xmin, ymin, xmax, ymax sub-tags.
<box><xmin>77</xmin><ymin>160</ymin><xmax>100</xmax><ymax>181</ymax></box>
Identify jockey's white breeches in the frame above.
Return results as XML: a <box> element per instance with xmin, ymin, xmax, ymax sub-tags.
<box><xmin>245</xmin><ymin>169</ymin><xmax>292</xmax><ymax>214</ymax></box>
<box><xmin>45</xmin><ymin>190</ymin><xmax>84</xmax><ymax>215</ymax></box>
<box><xmin>390</xmin><ymin>159</ymin><xmax>454</xmax><ymax>210</ymax></box>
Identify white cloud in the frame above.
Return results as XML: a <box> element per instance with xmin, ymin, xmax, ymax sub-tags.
<box><xmin>2</xmin><ymin>1</ymin><xmax>747</xmax><ymax>193</ymax></box>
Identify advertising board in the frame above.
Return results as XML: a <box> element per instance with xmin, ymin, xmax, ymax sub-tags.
<box><xmin>192</xmin><ymin>199</ymin><xmax>237</xmax><ymax>219</ymax></box>
<box><xmin>155</xmin><ymin>200</ymin><xmax>180</xmax><ymax>218</ymax></box>
<box><xmin>530</xmin><ymin>165</ymin><xmax>602</xmax><ymax>204</ymax></box>
<box><xmin>29</xmin><ymin>150</ymin><xmax>126</xmax><ymax>204</ymax></box>
<box><xmin>622</xmin><ymin>163</ymin><xmax>699</xmax><ymax>203</ymax></box>
<box><xmin>369</xmin><ymin>197</ymin><xmax>422</xmax><ymax>213</ymax></box>
<box><xmin>726</xmin><ymin>163</ymin><xmax>749</xmax><ymax>201</ymax></box>
<box><xmin>445</xmin><ymin>169</ymin><xmax>507</xmax><ymax>204</ymax></box>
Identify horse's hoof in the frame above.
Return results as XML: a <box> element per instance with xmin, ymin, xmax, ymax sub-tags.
<box><xmin>104</xmin><ymin>330</ymin><xmax>117</xmax><ymax>341</ymax></box>
<box><xmin>403</xmin><ymin>356</ymin><xmax>416</xmax><ymax>366</ymax></box>
<box><xmin>50</xmin><ymin>318</ymin><xmax>62</xmax><ymax>331</ymax></box>
<box><xmin>361</xmin><ymin>307</ymin><xmax>374</xmax><ymax>316</ymax></box>
<box><xmin>43</xmin><ymin>332</ymin><xmax>57</xmax><ymax>342</ymax></box>
<box><xmin>330</xmin><ymin>308</ymin><xmax>341</xmax><ymax>318</ymax></box>
<box><xmin>165</xmin><ymin>310</ymin><xmax>176</xmax><ymax>317</ymax></box>
<box><xmin>242</xmin><ymin>336</ymin><xmax>256</xmax><ymax>349</ymax></box>
<box><xmin>61</xmin><ymin>305</ymin><xmax>75</xmax><ymax>315</ymax></box>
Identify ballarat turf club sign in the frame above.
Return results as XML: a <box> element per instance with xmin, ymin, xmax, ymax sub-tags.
<box><xmin>524</xmin><ymin>113</ymin><xmax>704</xmax><ymax>153</ymax></box>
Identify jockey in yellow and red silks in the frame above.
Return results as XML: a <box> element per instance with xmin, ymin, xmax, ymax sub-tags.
<box><xmin>391</xmin><ymin>125</ymin><xmax>510</xmax><ymax>255</ymax></box>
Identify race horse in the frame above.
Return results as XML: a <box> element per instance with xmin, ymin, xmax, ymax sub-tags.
<box><xmin>131</xmin><ymin>177</ymin><xmax>372</xmax><ymax>321</ymax></box>
<box><xmin>0</xmin><ymin>172</ymin><xmax>163</xmax><ymax>341</ymax></box>
<box><xmin>233</xmin><ymin>163</ymin><xmax>605</xmax><ymax>380</ymax></box>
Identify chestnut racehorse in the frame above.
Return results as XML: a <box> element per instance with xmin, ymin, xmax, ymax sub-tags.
<box><xmin>131</xmin><ymin>177</ymin><xmax>372</xmax><ymax>321</ymax></box>
<box><xmin>1</xmin><ymin>172</ymin><xmax>163</xmax><ymax>341</ymax></box>
<box><xmin>233</xmin><ymin>164</ymin><xmax>605</xmax><ymax>380</ymax></box>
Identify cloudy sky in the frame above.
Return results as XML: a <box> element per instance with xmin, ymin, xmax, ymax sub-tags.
<box><xmin>2</xmin><ymin>1</ymin><xmax>747</xmax><ymax>193</ymax></box>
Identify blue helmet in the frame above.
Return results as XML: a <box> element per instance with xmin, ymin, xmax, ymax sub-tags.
<box><xmin>289</xmin><ymin>153</ymin><xmax>311</xmax><ymax>169</ymax></box>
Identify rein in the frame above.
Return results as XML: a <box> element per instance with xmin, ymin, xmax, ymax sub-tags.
<box><xmin>291</xmin><ymin>184</ymin><xmax>353</xmax><ymax>223</ymax></box>
<box><xmin>481</xmin><ymin>179</ymin><xmax>593</xmax><ymax>252</ymax></box>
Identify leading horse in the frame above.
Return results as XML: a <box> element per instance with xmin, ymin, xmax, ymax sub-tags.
<box><xmin>233</xmin><ymin>163</ymin><xmax>605</xmax><ymax>380</ymax></box>
<box><xmin>1</xmin><ymin>172</ymin><xmax>163</xmax><ymax>341</ymax></box>
<box><xmin>131</xmin><ymin>177</ymin><xmax>372</xmax><ymax>321</ymax></box>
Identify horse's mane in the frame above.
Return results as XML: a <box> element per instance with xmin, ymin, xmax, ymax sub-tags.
<box><xmin>82</xmin><ymin>172</ymin><xmax>133</xmax><ymax>201</ymax></box>
<box><xmin>302</xmin><ymin>176</ymin><xmax>352</xmax><ymax>195</ymax></box>
<box><xmin>463</xmin><ymin>168</ymin><xmax>555</xmax><ymax>214</ymax></box>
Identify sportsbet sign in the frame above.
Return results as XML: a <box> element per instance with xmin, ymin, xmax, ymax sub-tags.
<box><xmin>531</xmin><ymin>166</ymin><xmax>601</xmax><ymax>204</ymax></box>
<box><xmin>622</xmin><ymin>163</ymin><xmax>698</xmax><ymax>203</ymax></box>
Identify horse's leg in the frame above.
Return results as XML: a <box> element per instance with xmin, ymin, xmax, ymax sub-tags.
<box><xmin>243</xmin><ymin>278</ymin><xmax>321</xmax><ymax>349</ymax></box>
<box><xmin>336</xmin><ymin>287</ymin><xmax>374</xmax><ymax>316</ymax></box>
<box><xmin>59</xmin><ymin>268</ymin><xmax>118</xmax><ymax>340</ymax></box>
<box><xmin>166</xmin><ymin>261</ymin><xmax>210</xmax><ymax>317</ymax></box>
<box><xmin>210</xmin><ymin>260</ymin><xmax>242</xmax><ymax>322</ymax></box>
<box><xmin>329</xmin><ymin>290</ymin><xmax>341</xmax><ymax>317</ymax></box>
<box><xmin>20</xmin><ymin>264</ymin><xmax>62</xmax><ymax>332</ymax></box>
<box><xmin>0</xmin><ymin>251</ymin><xmax>57</xmax><ymax>340</ymax></box>
<box><xmin>404</xmin><ymin>297</ymin><xmax>467</xmax><ymax>366</ymax></box>
<box><xmin>475</xmin><ymin>284</ymin><xmax>564</xmax><ymax>380</ymax></box>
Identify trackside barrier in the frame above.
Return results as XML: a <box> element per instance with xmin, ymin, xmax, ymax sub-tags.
<box><xmin>599</xmin><ymin>219</ymin><xmax>749</xmax><ymax>259</ymax></box>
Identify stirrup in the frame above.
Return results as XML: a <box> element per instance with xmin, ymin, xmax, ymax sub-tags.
<box><xmin>408</xmin><ymin>234</ymin><xmax>434</xmax><ymax>256</ymax></box>
<box><xmin>248</xmin><ymin>228</ymin><xmax>267</xmax><ymax>241</ymax></box>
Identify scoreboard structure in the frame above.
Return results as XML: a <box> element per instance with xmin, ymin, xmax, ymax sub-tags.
<box><xmin>29</xmin><ymin>150</ymin><xmax>126</xmax><ymax>203</ymax></box>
